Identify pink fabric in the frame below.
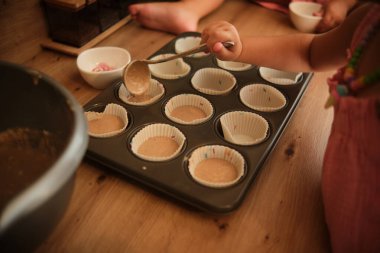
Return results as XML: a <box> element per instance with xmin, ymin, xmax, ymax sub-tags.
<box><xmin>323</xmin><ymin>98</ymin><xmax>380</xmax><ymax>253</ymax></box>
<box><xmin>323</xmin><ymin>5</ymin><xmax>380</xmax><ymax>253</ymax></box>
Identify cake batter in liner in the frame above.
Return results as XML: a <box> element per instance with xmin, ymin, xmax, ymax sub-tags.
<box><xmin>191</xmin><ymin>68</ymin><xmax>236</xmax><ymax>95</ymax></box>
<box><xmin>118</xmin><ymin>79</ymin><xmax>165</xmax><ymax>106</ymax></box>
<box><xmin>85</xmin><ymin>103</ymin><xmax>128</xmax><ymax>138</ymax></box>
<box><xmin>131</xmin><ymin>123</ymin><xmax>186</xmax><ymax>162</ymax></box>
<box><xmin>165</xmin><ymin>94</ymin><xmax>213</xmax><ymax>125</ymax></box>
<box><xmin>240</xmin><ymin>84</ymin><xmax>286</xmax><ymax>112</ymax></box>
<box><xmin>188</xmin><ymin>145</ymin><xmax>245</xmax><ymax>188</ymax></box>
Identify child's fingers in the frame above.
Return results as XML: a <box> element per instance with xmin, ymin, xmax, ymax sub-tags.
<box><xmin>212</xmin><ymin>42</ymin><xmax>237</xmax><ymax>61</ymax></box>
<box><xmin>212</xmin><ymin>42</ymin><xmax>224</xmax><ymax>53</ymax></box>
<box><xmin>317</xmin><ymin>12</ymin><xmax>340</xmax><ymax>33</ymax></box>
<box><xmin>201</xmin><ymin>21</ymin><xmax>241</xmax><ymax>60</ymax></box>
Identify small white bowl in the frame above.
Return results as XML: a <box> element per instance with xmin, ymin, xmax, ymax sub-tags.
<box><xmin>289</xmin><ymin>2</ymin><xmax>322</xmax><ymax>33</ymax></box>
<box><xmin>77</xmin><ymin>47</ymin><xmax>131</xmax><ymax>89</ymax></box>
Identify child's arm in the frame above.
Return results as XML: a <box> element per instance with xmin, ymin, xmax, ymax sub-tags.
<box><xmin>202</xmin><ymin>4</ymin><xmax>369</xmax><ymax>72</ymax></box>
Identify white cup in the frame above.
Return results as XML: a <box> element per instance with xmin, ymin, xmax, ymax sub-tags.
<box><xmin>77</xmin><ymin>47</ymin><xmax>131</xmax><ymax>89</ymax></box>
<box><xmin>289</xmin><ymin>2</ymin><xmax>323</xmax><ymax>33</ymax></box>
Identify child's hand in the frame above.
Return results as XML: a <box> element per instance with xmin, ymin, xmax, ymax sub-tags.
<box><xmin>316</xmin><ymin>0</ymin><xmax>356</xmax><ymax>33</ymax></box>
<box><xmin>201</xmin><ymin>21</ymin><xmax>242</xmax><ymax>61</ymax></box>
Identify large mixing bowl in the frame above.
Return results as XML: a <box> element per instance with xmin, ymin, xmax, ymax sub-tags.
<box><xmin>0</xmin><ymin>61</ymin><xmax>88</xmax><ymax>251</ymax></box>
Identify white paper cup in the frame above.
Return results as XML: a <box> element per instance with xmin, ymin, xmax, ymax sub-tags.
<box><xmin>118</xmin><ymin>79</ymin><xmax>165</xmax><ymax>106</ymax></box>
<box><xmin>216</xmin><ymin>59</ymin><xmax>253</xmax><ymax>71</ymax></box>
<box><xmin>148</xmin><ymin>54</ymin><xmax>191</xmax><ymax>79</ymax></box>
<box><xmin>188</xmin><ymin>145</ymin><xmax>245</xmax><ymax>188</ymax></box>
<box><xmin>130</xmin><ymin>123</ymin><xmax>186</xmax><ymax>161</ymax></box>
<box><xmin>289</xmin><ymin>2</ymin><xmax>323</xmax><ymax>33</ymax></box>
<box><xmin>191</xmin><ymin>68</ymin><xmax>236</xmax><ymax>95</ymax></box>
<box><xmin>165</xmin><ymin>94</ymin><xmax>213</xmax><ymax>125</ymax></box>
<box><xmin>175</xmin><ymin>36</ymin><xmax>208</xmax><ymax>58</ymax></box>
<box><xmin>240</xmin><ymin>84</ymin><xmax>287</xmax><ymax>112</ymax></box>
<box><xmin>259</xmin><ymin>67</ymin><xmax>302</xmax><ymax>85</ymax></box>
<box><xmin>220</xmin><ymin>111</ymin><xmax>269</xmax><ymax>145</ymax></box>
<box><xmin>85</xmin><ymin>103</ymin><xmax>128</xmax><ymax>138</ymax></box>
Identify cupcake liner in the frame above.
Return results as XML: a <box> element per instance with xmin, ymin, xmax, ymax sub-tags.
<box><xmin>85</xmin><ymin>103</ymin><xmax>128</xmax><ymax>138</ymax></box>
<box><xmin>240</xmin><ymin>84</ymin><xmax>287</xmax><ymax>112</ymax></box>
<box><xmin>175</xmin><ymin>36</ymin><xmax>208</xmax><ymax>58</ymax></box>
<box><xmin>188</xmin><ymin>145</ymin><xmax>245</xmax><ymax>188</ymax></box>
<box><xmin>165</xmin><ymin>94</ymin><xmax>213</xmax><ymax>125</ymax></box>
<box><xmin>119</xmin><ymin>79</ymin><xmax>165</xmax><ymax>106</ymax></box>
<box><xmin>259</xmin><ymin>67</ymin><xmax>302</xmax><ymax>85</ymax></box>
<box><xmin>216</xmin><ymin>59</ymin><xmax>253</xmax><ymax>71</ymax></box>
<box><xmin>148</xmin><ymin>54</ymin><xmax>191</xmax><ymax>79</ymax></box>
<box><xmin>191</xmin><ymin>68</ymin><xmax>236</xmax><ymax>95</ymax></box>
<box><xmin>220</xmin><ymin>111</ymin><xmax>268</xmax><ymax>145</ymax></box>
<box><xmin>131</xmin><ymin>123</ymin><xmax>186</xmax><ymax>162</ymax></box>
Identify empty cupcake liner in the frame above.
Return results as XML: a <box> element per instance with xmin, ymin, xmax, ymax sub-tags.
<box><xmin>240</xmin><ymin>84</ymin><xmax>287</xmax><ymax>112</ymax></box>
<box><xmin>131</xmin><ymin>123</ymin><xmax>186</xmax><ymax>162</ymax></box>
<box><xmin>175</xmin><ymin>36</ymin><xmax>208</xmax><ymax>58</ymax></box>
<box><xmin>148</xmin><ymin>54</ymin><xmax>191</xmax><ymax>79</ymax></box>
<box><xmin>85</xmin><ymin>103</ymin><xmax>128</xmax><ymax>138</ymax></box>
<box><xmin>188</xmin><ymin>145</ymin><xmax>245</xmax><ymax>188</ymax></box>
<box><xmin>165</xmin><ymin>94</ymin><xmax>214</xmax><ymax>125</ymax></box>
<box><xmin>220</xmin><ymin>111</ymin><xmax>269</xmax><ymax>145</ymax></box>
<box><xmin>191</xmin><ymin>68</ymin><xmax>236</xmax><ymax>95</ymax></box>
<box><xmin>118</xmin><ymin>79</ymin><xmax>165</xmax><ymax>106</ymax></box>
<box><xmin>259</xmin><ymin>67</ymin><xmax>302</xmax><ymax>85</ymax></box>
<box><xmin>216</xmin><ymin>59</ymin><xmax>253</xmax><ymax>71</ymax></box>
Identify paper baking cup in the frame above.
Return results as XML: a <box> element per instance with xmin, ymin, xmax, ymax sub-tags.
<box><xmin>220</xmin><ymin>111</ymin><xmax>268</xmax><ymax>145</ymax></box>
<box><xmin>175</xmin><ymin>36</ymin><xmax>208</xmax><ymax>58</ymax></box>
<box><xmin>259</xmin><ymin>67</ymin><xmax>302</xmax><ymax>85</ymax></box>
<box><xmin>240</xmin><ymin>84</ymin><xmax>286</xmax><ymax>112</ymax></box>
<box><xmin>131</xmin><ymin>123</ymin><xmax>186</xmax><ymax>162</ymax></box>
<box><xmin>165</xmin><ymin>94</ymin><xmax>213</xmax><ymax>125</ymax></box>
<box><xmin>191</xmin><ymin>68</ymin><xmax>236</xmax><ymax>95</ymax></box>
<box><xmin>216</xmin><ymin>59</ymin><xmax>253</xmax><ymax>71</ymax></box>
<box><xmin>119</xmin><ymin>79</ymin><xmax>165</xmax><ymax>106</ymax></box>
<box><xmin>148</xmin><ymin>54</ymin><xmax>191</xmax><ymax>79</ymax></box>
<box><xmin>188</xmin><ymin>145</ymin><xmax>245</xmax><ymax>188</ymax></box>
<box><xmin>85</xmin><ymin>103</ymin><xmax>128</xmax><ymax>138</ymax></box>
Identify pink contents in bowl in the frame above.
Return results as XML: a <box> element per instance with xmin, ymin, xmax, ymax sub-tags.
<box><xmin>92</xmin><ymin>62</ymin><xmax>115</xmax><ymax>72</ymax></box>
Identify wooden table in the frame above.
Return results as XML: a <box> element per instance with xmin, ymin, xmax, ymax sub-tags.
<box><xmin>12</xmin><ymin>1</ymin><xmax>334</xmax><ymax>252</ymax></box>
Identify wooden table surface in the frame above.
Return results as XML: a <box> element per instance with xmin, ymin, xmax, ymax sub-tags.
<box><xmin>12</xmin><ymin>1</ymin><xmax>334</xmax><ymax>252</ymax></box>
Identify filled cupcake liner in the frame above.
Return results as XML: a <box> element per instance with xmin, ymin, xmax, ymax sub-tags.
<box><xmin>130</xmin><ymin>123</ymin><xmax>186</xmax><ymax>162</ymax></box>
<box><xmin>118</xmin><ymin>79</ymin><xmax>165</xmax><ymax>106</ymax></box>
<box><xmin>191</xmin><ymin>68</ymin><xmax>236</xmax><ymax>95</ymax></box>
<box><xmin>175</xmin><ymin>36</ymin><xmax>208</xmax><ymax>58</ymax></box>
<box><xmin>240</xmin><ymin>84</ymin><xmax>287</xmax><ymax>112</ymax></box>
<box><xmin>148</xmin><ymin>54</ymin><xmax>191</xmax><ymax>79</ymax></box>
<box><xmin>259</xmin><ymin>67</ymin><xmax>302</xmax><ymax>85</ymax></box>
<box><xmin>188</xmin><ymin>145</ymin><xmax>245</xmax><ymax>188</ymax></box>
<box><xmin>165</xmin><ymin>94</ymin><xmax>214</xmax><ymax>125</ymax></box>
<box><xmin>85</xmin><ymin>103</ymin><xmax>128</xmax><ymax>138</ymax></box>
<box><xmin>220</xmin><ymin>111</ymin><xmax>269</xmax><ymax>145</ymax></box>
<box><xmin>216</xmin><ymin>59</ymin><xmax>253</xmax><ymax>71</ymax></box>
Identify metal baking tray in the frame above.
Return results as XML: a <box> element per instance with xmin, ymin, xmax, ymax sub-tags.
<box><xmin>84</xmin><ymin>32</ymin><xmax>312</xmax><ymax>214</ymax></box>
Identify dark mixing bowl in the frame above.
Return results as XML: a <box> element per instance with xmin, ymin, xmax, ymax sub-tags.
<box><xmin>0</xmin><ymin>61</ymin><xmax>88</xmax><ymax>251</ymax></box>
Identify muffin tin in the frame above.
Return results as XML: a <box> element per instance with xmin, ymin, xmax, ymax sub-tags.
<box><xmin>84</xmin><ymin>32</ymin><xmax>313</xmax><ymax>214</ymax></box>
